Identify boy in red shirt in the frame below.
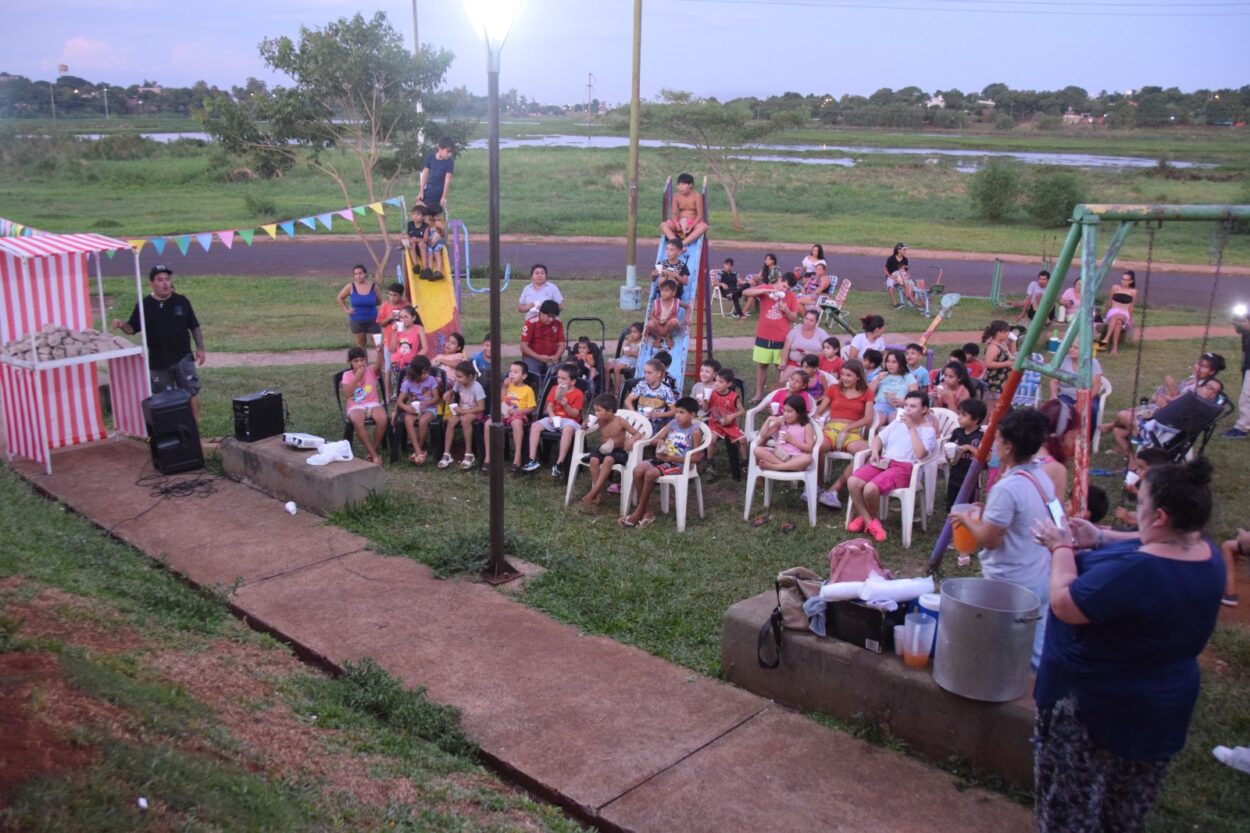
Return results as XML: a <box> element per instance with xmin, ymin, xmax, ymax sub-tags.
<box><xmin>521</xmin><ymin>299</ymin><xmax>565</xmax><ymax>377</ymax></box>
<box><xmin>523</xmin><ymin>363</ymin><xmax>585</xmax><ymax>478</ymax></box>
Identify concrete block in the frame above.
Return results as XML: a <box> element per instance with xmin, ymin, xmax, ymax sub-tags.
<box><xmin>722</xmin><ymin>591</ymin><xmax>1035</xmax><ymax>788</ymax></box>
<box><xmin>220</xmin><ymin>436</ymin><xmax>383</xmax><ymax>516</ymax></box>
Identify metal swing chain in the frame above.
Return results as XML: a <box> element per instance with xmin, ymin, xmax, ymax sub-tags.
<box><xmin>1127</xmin><ymin>223</ymin><xmax>1157</xmax><ymax>426</ymax></box>
<box><xmin>1200</xmin><ymin>219</ymin><xmax>1232</xmax><ymax>355</ymax></box>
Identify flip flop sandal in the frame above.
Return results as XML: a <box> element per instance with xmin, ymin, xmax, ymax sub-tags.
<box><xmin>637</xmin><ymin>515</ymin><xmax>657</xmax><ymax>528</ymax></box>
<box><xmin>618</xmin><ymin>516</ymin><xmax>637</xmax><ymax>528</ymax></box>
<box><xmin>750</xmin><ymin>514</ymin><xmax>772</xmax><ymax>528</ymax></box>
<box><xmin>779</xmin><ymin>521</ymin><xmax>797</xmax><ymax>534</ymax></box>
<box><xmin>408</xmin><ymin>453</ymin><xmax>421</xmax><ymax>464</ymax></box>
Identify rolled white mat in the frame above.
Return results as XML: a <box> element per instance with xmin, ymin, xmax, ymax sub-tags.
<box><xmin>819</xmin><ymin>581</ymin><xmax>864</xmax><ymax>602</ymax></box>
<box><xmin>859</xmin><ymin>575</ymin><xmax>935</xmax><ymax>604</ymax></box>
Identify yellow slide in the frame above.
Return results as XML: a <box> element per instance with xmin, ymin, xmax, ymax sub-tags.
<box><xmin>404</xmin><ymin>246</ymin><xmax>461</xmax><ymax>352</ymax></box>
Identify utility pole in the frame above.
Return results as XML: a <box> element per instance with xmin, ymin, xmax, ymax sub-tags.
<box><xmin>411</xmin><ymin>0</ymin><xmax>424</xmax><ymax>139</ymax></box>
<box><xmin>620</xmin><ymin>0</ymin><xmax>642</xmax><ymax>311</ymax></box>
<box><xmin>585</xmin><ymin>72</ymin><xmax>595</xmax><ymax>140</ymax></box>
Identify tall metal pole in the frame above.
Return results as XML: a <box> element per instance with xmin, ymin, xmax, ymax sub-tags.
<box><xmin>411</xmin><ymin>0</ymin><xmax>424</xmax><ymax>138</ymax></box>
<box><xmin>620</xmin><ymin>0</ymin><xmax>643</xmax><ymax>311</ymax></box>
<box><xmin>483</xmin><ymin>45</ymin><xmax>515</xmax><ymax>583</ymax></box>
<box><xmin>102</xmin><ymin>86</ymin><xmax>110</xmax><ymax>119</ymax></box>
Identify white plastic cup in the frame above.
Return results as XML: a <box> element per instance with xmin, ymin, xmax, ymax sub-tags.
<box><xmin>396</xmin><ymin>320</ymin><xmax>404</xmax><ymax>333</ymax></box>
<box><xmin>449</xmin><ymin>403</ymin><xmax>459</xmax><ymax>415</ymax></box>
<box><xmin>587</xmin><ymin>415</ymin><xmax>599</xmax><ymax>430</ymax></box>
<box><xmin>944</xmin><ymin>441</ymin><xmax>959</xmax><ymax>462</ymax></box>
<box><xmin>893</xmin><ymin>624</ymin><xmax>906</xmax><ymax>656</ymax></box>
<box><xmin>553</xmin><ymin>416</ymin><xmax>563</xmax><ymax>429</ymax></box>
<box><xmin>770</xmin><ymin>402</ymin><xmax>781</xmax><ymax>416</ymax></box>
<box><xmin>371</xmin><ymin>334</ymin><xmax>382</xmax><ymax>347</ymax></box>
<box><xmin>284</xmin><ymin>501</ymin><xmax>297</xmax><ymax>515</ymax></box>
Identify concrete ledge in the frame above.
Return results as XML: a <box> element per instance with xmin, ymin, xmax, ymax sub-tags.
<box><xmin>722</xmin><ymin>591</ymin><xmax>1034</xmax><ymax>788</ymax></box>
<box><xmin>220</xmin><ymin>436</ymin><xmax>383</xmax><ymax>516</ymax></box>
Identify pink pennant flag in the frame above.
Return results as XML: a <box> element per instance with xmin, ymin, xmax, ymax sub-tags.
<box><xmin>217</xmin><ymin>230</ymin><xmax>235</xmax><ymax>249</ymax></box>
<box><xmin>337</xmin><ymin>209</ymin><xmax>354</xmax><ymax>222</ymax></box>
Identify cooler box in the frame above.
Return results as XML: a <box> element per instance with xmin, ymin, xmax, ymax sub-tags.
<box><xmin>829</xmin><ymin>600</ymin><xmax>908</xmax><ymax>654</ymax></box>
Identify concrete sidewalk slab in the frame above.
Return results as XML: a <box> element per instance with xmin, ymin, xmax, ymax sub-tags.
<box><xmin>16</xmin><ymin>440</ymin><xmax>369</xmax><ymax>589</ymax></box>
<box><xmin>17</xmin><ymin>439</ymin><xmax>1035</xmax><ymax>831</ymax></box>
<box><xmin>600</xmin><ymin>706</ymin><xmax>1031</xmax><ymax>833</ymax></box>
<box><xmin>233</xmin><ymin>549</ymin><xmax>768</xmax><ymax>815</ymax></box>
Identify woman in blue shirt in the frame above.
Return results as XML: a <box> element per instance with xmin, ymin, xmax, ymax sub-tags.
<box><xmin>1031</xmin><ymin>457</ymin><xmax>1224</xmax><ymax>833</ymax></box>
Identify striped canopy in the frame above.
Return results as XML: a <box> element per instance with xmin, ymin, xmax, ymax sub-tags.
<box><xmin>0</xmin><ymin>233</ymin><xmax>129</xmax><ymax>260</ymax></box>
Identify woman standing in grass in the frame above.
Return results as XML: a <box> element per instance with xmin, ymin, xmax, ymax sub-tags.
<box><xmin>337</xmin><ymin>264</ymin><xmax>382</xmax><ymax>362</ymax></box>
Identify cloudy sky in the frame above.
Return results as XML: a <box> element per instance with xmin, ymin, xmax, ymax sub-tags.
<box><xmin>3</xmin><ymin>0</ymin><xmax>1246</xmax><ymax>104</ymax></box>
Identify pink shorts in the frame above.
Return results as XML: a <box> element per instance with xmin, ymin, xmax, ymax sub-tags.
<box><xmin>851</xmin><ymin>460</ymin><xmax>914</xmax><ymax>494</ymax></box>
<box><xmin>1105</xmin><ymin>307</ymin><xmax>1132</xmax><ymax>326</ymax></box>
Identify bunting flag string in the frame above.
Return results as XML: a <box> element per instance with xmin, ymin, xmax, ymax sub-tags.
<box><xmin>0</xmin><ymin>194</ymin><xmax>406</xmax><ymax>255</ymax></box>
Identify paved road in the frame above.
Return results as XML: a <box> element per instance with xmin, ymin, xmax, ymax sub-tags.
<box><xmin>100</xmin><ymin>237</ymin><xmax>1250</xmax><ymax>311</ymax></box>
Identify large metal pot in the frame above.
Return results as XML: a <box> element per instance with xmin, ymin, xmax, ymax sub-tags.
<box><xmin>933</xmin><ymin>578</ymin><xmax>1041</xmax><ymax>702</ymax></box>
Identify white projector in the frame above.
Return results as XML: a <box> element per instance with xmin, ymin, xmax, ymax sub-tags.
<box><xmin>283</xmin><ymin>432</ymin><xmax>325</xmax><ymax>450</ymax></box>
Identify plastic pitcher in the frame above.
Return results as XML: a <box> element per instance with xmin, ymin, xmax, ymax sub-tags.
<box><xmin>950</xmin><ymin>504</ymin><xmax>980</xmax><ymax>556</ymax></box>
<box><xmin>903</xmin><ymin>612</ymin><xmax>937</xmax><ymax>669</ymax></box>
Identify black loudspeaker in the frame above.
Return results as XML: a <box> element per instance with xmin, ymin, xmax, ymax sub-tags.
<box><xmin>142</xmin><ymin>390</ymin><xmax>204</xmax><ymax>475</ymax></box>
<box><xmin>233</xmin><ymin>389</ymin><xmax>285</xmax><ymax>442</ymax></box>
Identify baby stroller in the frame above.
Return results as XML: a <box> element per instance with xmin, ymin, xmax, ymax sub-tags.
<box><xmin>561</xmin><ymin>317</ymin><xmax>608</xmax><ymax>397</ymax></box>
<box><xmin>1133</xmin><ymin>391</ymin><xmax>1234</xmax><ymax>462</ymax></box>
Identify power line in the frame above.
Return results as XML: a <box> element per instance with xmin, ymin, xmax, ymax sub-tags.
<box><xmin>679</xmin><ymin>0</ymin><xmax>1250</xmax><ymax>16</ymax></box>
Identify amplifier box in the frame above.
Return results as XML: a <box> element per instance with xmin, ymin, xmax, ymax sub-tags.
<box><xmin>233</xmin><ymin>390</ymin><xmax>285</xmax><ymax>442</ymax></box>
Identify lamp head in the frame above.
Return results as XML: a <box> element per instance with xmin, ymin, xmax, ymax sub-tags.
<box><xmin>464</xmin><ymin>0</ymin><xmax>523</xmax><ymax>57</ymax></box>
<box><xmin>1234</xmin><ymin>303</ymin><xmax>1248</xmax><ymax>319</ymax></box>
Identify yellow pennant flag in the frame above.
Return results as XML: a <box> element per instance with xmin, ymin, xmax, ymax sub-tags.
<box><xmin>128</xmin><ymin>239</ymin><xmax>147</xmax><ymax>254</ymax></box>
<box><xmin>368</xmin><ymin>202</ymin><xmax>385</xmax><ymax>215</ymax></box>
<box><xmin>261</xmin><ymin>223</ymin><xmax>278</xmax><ymax>239</ymax></box>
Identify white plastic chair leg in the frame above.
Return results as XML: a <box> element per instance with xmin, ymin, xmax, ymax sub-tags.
<box><xmin>564</xmin><ymin>464</ymin><xmax>580</xmax><ymax>507</ymax></box>
<box><xmin>674</xmin><ymin>481</ymin><xmax>688</xmax><ymax>532</ymax></box>
<box><xmin>694</xmin><ymin>478</ymin><xmax>704</xmax><ymax>519</ymax></box>
<box><xmin>806</xmin><ymin>477</ymin><xmax>818</xmax><ymax>527</ymax></box>
<box><xmin>743</xmin><ymin>472</ymin><xmax>758</xmax><ymax>520</ymax></box>
<box><xmin>763</xmin><ymin>478</ymin><xmax>773</xmax><ymax>508</ymax></box>
<box><xmin>900</xmin><ymin>495</ymin><xmax>914</xmax><ymax>548</ymax></box>
<box><xmin>660</xmin><ymin>481</ymin><xmax>670</xmax><ymax>515</ymax></box>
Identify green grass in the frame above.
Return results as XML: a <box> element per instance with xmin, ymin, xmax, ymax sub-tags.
<box><xmin>0</xmin><ymin>464</ymin><xmax>583</xmax><ymax>832</ymax></box>
<box><xmin>2</xmin><ymin>130</ymin><xmax>1246</xmax><ymax>266</ymax></box>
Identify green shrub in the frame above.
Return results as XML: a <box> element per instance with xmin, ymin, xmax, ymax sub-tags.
<box><xmin>994</xmin><ymin>113</ymin><xmax>1016</xmax><ymax>131</ymax></box>
<box><xmin>243</xmin><ymin>190</ymin><xmax>277</xmax><ymax>218</ymax></box>
<box><xmin>89</xmin><ymin>134</ymin><xmax>157</xmax><ymax>161</ymax></box>
<box><xmin>1026</xmin><ymin>169</ymin><xmax>1086</xmax><ymax>227</ymax></box>
<box><xmin>969</xmin><ymin>159</ymin><xmax>1022</xmax><ymax>222</ymax></box>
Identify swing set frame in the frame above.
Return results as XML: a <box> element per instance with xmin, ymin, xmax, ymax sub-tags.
<box><xmin>929</xmin><ymin>202</ymin><xmax>1250</xmax><ymax>571</ymax></box>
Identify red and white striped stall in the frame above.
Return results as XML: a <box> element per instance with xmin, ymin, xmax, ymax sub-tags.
<box><xmin>0</xmin><ymin>233</ymin><xmax>149</xmax><ymax>473</ymax></box>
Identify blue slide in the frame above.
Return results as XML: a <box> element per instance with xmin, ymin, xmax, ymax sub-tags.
<box><xmin>636</xmin><ymin>235</ymin><xmax>703</xmax><ymax>392</ymax></box>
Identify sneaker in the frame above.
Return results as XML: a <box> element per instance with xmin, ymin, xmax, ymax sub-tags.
<box><xmin>551</xmin><ymin>465</ymin><xmax>564</xmax><ymax>479</ymax></box>
<box><xmin>1222</xmin><ymin>428</ymin><xmax>1248</xmax><ymax>439</ymax></box>
<box><xmin>846</xmin><ymin>516</ymin><xmax>865</xmax><ymax>533</ymax></box>
<box><xmin>460</xmin><ymin>453</ymin><xmax>475</xmax><ymax>470</ymax></box>
<box><xmin>867</xmin><ymin>518</ymin><xmax>887</xmax><ymax>543</ymax></box>
<box><xmin>437</xmin><ymin>453</ymin><xmax>453</xmax><ymax>469</ymax></box>
<box><xmin>893</xmin><ymin>302</ymin><xmax>905</xmax><ymax>310</ymax></box>
<box><xmin>522</xmin><ymin>460</ymin><xmax>541</xmax><ymax>473</ymax></box>
<box><xmin>1222</xmin><ymin>593</ymin><xmax>1240</xmax><ymax>607</ymax></box>
<box><xmin>818</xmin><ymin>488</ymin><xmax>842</xmax><ymax>509</ymax></box>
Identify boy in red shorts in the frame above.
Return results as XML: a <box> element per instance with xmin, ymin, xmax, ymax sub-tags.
<box><xmin>705</xmin><ymin>367</ymin><xmax>747</xmax><ymax>462</ymax></box>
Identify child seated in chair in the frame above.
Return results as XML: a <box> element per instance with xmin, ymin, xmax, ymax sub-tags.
<box><xmin>579</xmin><ymin>393</ymin><xmax>643</xmax><ymax>508</ymax></box>
<box><xmin>753</xmin><ymin>393</ymin><xmax>817</xmax><ymax>473</ymax></box>
<box><xmin>691</xmin><ymin>358</ymin><xmax>721</xmax><ymax>418</ymax></box>
<box><xmin>523</xmin><ymin>363</ymin><xmax>585</xmax><ymax>478</ymax></box>
<box><xmin>341</xmin><ymin>346</ymin><xmax>388</xmax><ymax>465</ymax></box>
<box><xmin>627</xmin><ymin>359</ymin><xmax>677</xmax><ymax>434</ymax></box>
<box><xmin>609</xmin><ymin>322</ymin><xmax>644</xmax><ymax>393</ymax></box>
<box><xmin>437</xmin><ymin>361</ymin><xmax>486</xmax><ymax>471</ymax></box>
<box><xmin>766</xmin><ymin>370</ymin><xmax>817</xmax><ymax>419</ymax></box>
<box><xmin>397</xmin><ymin>356</ymin><xmax>440</xmax><ymax>465</ymax></box>
<box><xmin>847</xmin><ymin>391</ymin><xmax>937</xmax><ymax>543</ymax></box>
<box><xmin>620</xmin><ymin>396</ymin><xmax>704</xmax><ymax>528</ymax></box>
<box><xmin>500</xmin><ymin>360</ymin><xmax>537</xmax><ymax>471</ymax></box>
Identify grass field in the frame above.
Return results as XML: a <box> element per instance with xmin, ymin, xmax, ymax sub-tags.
<box><xmin>3</xmin><ymin>119</ymin><xmax>1247</xmax><ymax>267</ymax></box>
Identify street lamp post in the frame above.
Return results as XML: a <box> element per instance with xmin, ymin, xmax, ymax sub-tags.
<box><xmin>464</xmin><ymin>0</ymin><xmax>523</xmax><ymax>583</ymax></box>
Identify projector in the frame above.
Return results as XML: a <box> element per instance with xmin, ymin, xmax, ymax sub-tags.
<box><xmin>283</xmin><ymin>432</ymin><xmax>325</xmax><ymax>450</ymax></box>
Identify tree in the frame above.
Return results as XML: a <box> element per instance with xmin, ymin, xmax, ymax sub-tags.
<box><xmin>200</xmin><ymin>12</ymin><xmax>453</xmax><ymax>274</ymax></box>
<box><xmin>636</xmin><ymin>89</ymin><xmax>803</xmax><ymax>231</ymax></box>
<box><xmin>969</xmin><ymin>159</ymin><xmax>1022</xmax><ymax>223</ymax></box>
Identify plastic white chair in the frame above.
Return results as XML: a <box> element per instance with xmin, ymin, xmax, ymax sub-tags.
<box><xmin>563</xmin><ymin>410</ymin><xmax>653</xmax><ymax>508</ymax></box>
<box><xmin>843</xmin><ymin>447</ymin><xmax>933</xmax><ymax>548</ymax></box>
<box><xmin>923</xmin><ymin>407</ymin><xmax>960</xmax><ymax>515</ymax></box>
<box><xmin>625</xmin><ymin>419</ymin><xmax>713</xmax><ymax>531</ymax></box>
<box><xmin>743</xmin><ymin>417</ymin><xmax>825</xmax><ymax>528</ymax></box>
<box><xmin>1092</xmin><ymin>376</ymin><xmax>1113</xmax><ymax>453</ymax></box>
<box><xmin>710</xmin><ymin>270</ymin><xmax>731</xmax><ymax>318</ymax></box>
<box><xmin>821</xmin><ymin>417</ymin><xmax>877</xmax><ymax>483</ymax></box>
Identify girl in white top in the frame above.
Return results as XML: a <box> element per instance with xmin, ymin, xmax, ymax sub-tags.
<box><xmin>801</xmin><ymin>243</ymin><xmax>826</xmax><ymax>275</ymax></box>
<box><xmin>846</xmin><ymin>314</ymin><xmax>886</xmax><ymax>361</ymax></box>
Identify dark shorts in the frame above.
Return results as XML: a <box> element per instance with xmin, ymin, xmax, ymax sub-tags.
<box><xmin>585</xmin><ymin>448</ymin><xmax>630</xmax><ymax>466</ymax></box>
<box><xmin>150</xmin><ymin>353</ymin><xmax>202</xmax><ymax>397</ymax></box>
<box><xmin>350</xmin><ymin>319</ymin><xmax>382</xmax><ymax>336</ymax></box>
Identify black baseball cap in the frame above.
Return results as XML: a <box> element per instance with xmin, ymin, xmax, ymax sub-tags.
<box><xmin>148</xmin><ymin>264</ymin><xmax>173</xmax><ymax>280</ymax></box>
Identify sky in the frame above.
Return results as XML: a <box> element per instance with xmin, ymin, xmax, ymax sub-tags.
<box><xmin>3</xmin><ymin>0</ymin><xmax>1247</xmax><ymax>105</ymax></box>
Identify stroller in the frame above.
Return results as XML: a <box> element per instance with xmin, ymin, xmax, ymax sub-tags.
<box><xmin>560</xmin><ymin>317</ymin><xmax>608</xmax><ymax>397</ymax></box>
<box><xmin>1134</xmin><ymin>391</ymin><xmax>1234</xmax><ymax>462</ymax></box>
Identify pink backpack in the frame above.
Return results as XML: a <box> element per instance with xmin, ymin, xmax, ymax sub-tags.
<box><xmin>828</xmin><ymin>538</ymin><xmax>891</xmax><ymax>583</ymax></box>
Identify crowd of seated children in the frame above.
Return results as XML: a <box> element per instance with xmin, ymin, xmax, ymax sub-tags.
<box><xmin>620</xmin><ymin>396</ymin><xmax>705</xmax><ymax>528</ymax></box>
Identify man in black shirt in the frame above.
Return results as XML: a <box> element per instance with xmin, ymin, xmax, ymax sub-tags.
<box><xmin>112</xmin><ymin>265</ymin><xmax>206</xmax><ymax>423</ymax></box>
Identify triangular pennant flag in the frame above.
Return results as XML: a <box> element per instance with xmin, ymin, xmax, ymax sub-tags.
<box><xmin>317</xmin><ymin>212</ymin><xmax>334</xmax><ymax>229</ymax></box>
<box><xmin>261</xmin><ymin>223</ymin><xmax>278</xmax><ymax>239</ymax></box>
<box><xmin>175</xmin><ymin>235</ymin><xmax>191</xmax><ymax>255</ymax></box>
<box><xmin>239</xmin><ymin>229</ymin><xmax>255</xmax><ymax>246</ymax></box>
<box><xmin>195</xmin><ymin>233</ymin><xmax>214</xmax><ymax>252</ymax></box>
<box><xmin>368</xmin><ymin>202</ymin><xmax>385</xmax><ymax>215</ymax></box>
<box><xmin>337</xmin><ymin>209</ymin><xmax>354</xmax><ymax>222</ymax></box>
<box><xmin>280</xmin><ymin>221</ymin><xmax>296</xmax><ymax>237</ymax></box>
<box><xmin>352</xmin><ymin>206</ymin><xmax>367</xmax><ymax>217</ymax></box>
<box><xmin>217</xmin><ymin>230</ymin><xmax>234</xmax><ymax>249</ymax></box>
<box><xmin>151</xmin><ymin>237</ymin><xmax>168</xmax><ymax>255</ymax></box>
<box><xmin>299</xmin><ymin>216</ymin><xmax>317</xmax><ymax>230</ymax></box>
<box><xmin>128</xmin><ymin>239</ymin><xmax>147</xmax><ymax>254</ymax></box>
<box><xmin>383</xmin><ymin>197</ymin><xmax>403</xmax><ymax>207</ymax></box>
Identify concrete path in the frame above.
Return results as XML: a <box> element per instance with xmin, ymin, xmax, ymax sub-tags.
<box><xmin>17</xmin><ymin>440</ymin><xmax>1032</xmax><ymax>832</ymax></box>
<box><xmin>204</xmin><ymin>323</ymin><xmax>1236</xmax><ymax>369</ymax></box>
